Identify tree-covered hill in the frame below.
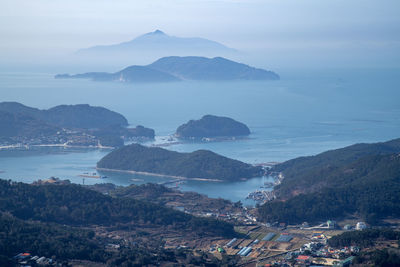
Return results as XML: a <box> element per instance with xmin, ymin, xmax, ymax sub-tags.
<box><xmin>328</xmin><ymin>228</ymin><xmax>400</xmax><ymax>248</ymax></box>
<box><xmin>271</xmin><ymin>138</ymin><xmax>400</xmax><ymax>198</ymax></box>
<box><xmin>55</xmin><ymin>56</ymin><xmax>279</xmax><ymax>83</ymax></box>
<box><xmin>148</xmin><ymin>56</ymin><xmax>280</xmax><ymax>80</ymax></box>
<box><xmin>258</xmin><ymin>153</ymin><xmax>400</xmax><ymax>224</ymax></box>
<box><xmin>175</xmin><ymin>114</ymin><xmax>250</xmax><ymax>139</ymax></box>
<box><xmin>0</xmin><ymin>102</ymin><xmax>155</xmax><ymax>146</ymax></box>
<box><xmin>0</xmin><ymin>179</ymin><xmax>236</xmax><ymax>238</ymax></box>
<box><xmin>0</xmin><ymin>110</ymin><xmax>59</xmax><ymax>139</ymax></box>
<box><xmin>97</xmin><ymin>144</ymin><xmax>263</xmax><ymax>181</ymax></box>
<box><xmin>0</xmin><ymin>213</ymin><xmax>237</xmax><ymax>266</ymax></box>
<box><xmin>0</xmin><ymin>102</ymin><xmax>128</xmax><ymax>129</ymax></box>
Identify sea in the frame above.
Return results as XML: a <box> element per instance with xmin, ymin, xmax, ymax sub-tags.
<box><xmin>0</xmin><ymin>67</ymin><xmax>399</xmax><ymax>205</ymax></box>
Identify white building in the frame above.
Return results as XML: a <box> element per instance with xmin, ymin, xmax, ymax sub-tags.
<box><xmin>356</xmin><ymin>222</ymin><xmax>367</xmax><ymax>230</ymax></box>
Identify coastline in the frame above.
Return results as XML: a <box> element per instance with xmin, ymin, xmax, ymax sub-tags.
<box><xmin>0</xmin><ymin>143</ymin><xmax>114</xmax><ymax>150</ymax></box>
<box><xmin>96</xmin><ymin>167</ymin><xmax>224</xmax><ymax>182</ymax></box>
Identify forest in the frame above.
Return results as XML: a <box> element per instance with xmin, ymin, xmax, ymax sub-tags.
<box><xmin>0</xmin><ymin>179</ymin><xmax>237</xmax><ymax>237</ymax></box>
<box><xmin>328</xmin><ymin>228</ymin><xmax>400</xmax><ymax>248</ymax></box>
<box><xmin>258</xmin><ymin>153</ymin><xmax>400</xmax><ymax>224</ymax></box>
<box><xmin>0</xmin><ymin>213</ymin><xmax>238</xmax><ymax>266</ymax></box>
<box><xmin>97</xmin><ymin>143</ymin><xmax>263</xmax><ymax>181</ymax></box>
<box><xmin>271</xmin><ymin>138</ymin><xmax>400</xmax><ymax>198</ymax></box>
<box><xmin>0</xmin><ymin>179</ymin><xmax>241</xmax><ymax>265</ymax></box>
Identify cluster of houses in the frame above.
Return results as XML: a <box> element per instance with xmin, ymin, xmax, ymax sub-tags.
<box><xmin>0</xmin><ymin>129</ymin><xmax>103</xmax><ymax>149</ymax></box>
<box><xmin>13</xmin><ymin>253</ymin><xmax>56</xmax><ymax>266</ymax></box>
<box><xmin>264</xmin><ymin>248</ymin><xmax>357</xmax><ymax>267</ymax></box>
<box><xmin>205</xmin><ymin>218</ymin><xmax>370</xmax><ymax>266</ymax></box>
<box><xmin>195</xmin><ymin>210</ymin><xmax>258</xmax><ymax>225</ymax></box>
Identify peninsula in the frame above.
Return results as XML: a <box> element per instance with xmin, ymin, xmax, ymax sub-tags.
<box><xmin>258</xmin><ymin>137</ymin><xmax>400</xmax><ymax>225</ymax></box>
<box><xmin>0</xmin><ymin>102</ymin><xmax>155</xmax><ymax>149</ymax></box>
<box><xmin>97</xmin><ymin>144</ymin><xmax>263</xmax><ymax>181</ymax></box>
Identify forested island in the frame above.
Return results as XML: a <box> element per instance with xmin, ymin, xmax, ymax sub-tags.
<box><xmin>97</xmin><ymin>144</ymin><xmax>263</xmax><ymax>181</ymax></box>
<box><xmin>258</xmin><ymin>138</ymin><xmax>400</xmax><ymax>224</ymax></box>
<box><xmin>0</xmin><ymin>102</ymin><xmax>154</xmax><ymax>148</ymax></box>
<box><xmin>175</xmin><ymin>115</ymin><xmax>251</xmax><ymax>140</ymax></box>
<box><xmin>55</xmin><ymin>56</ymin><xmax>279</xmax><ymax>83</ymax></box>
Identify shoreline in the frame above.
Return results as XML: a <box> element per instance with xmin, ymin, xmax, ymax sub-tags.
<box><xmin>96</xmin><ymin>167</ymin><xmax>225</xmax><ymax>182</ymax></box>
<box><xmin>0</xmin><ymin>143</ymin><xmax>114</xmax><ymax>150</ymax></box>
<box><xmin>152</xmin><ymin>135</ymin><xmax>252</xmax><ymax>148</ymax></box>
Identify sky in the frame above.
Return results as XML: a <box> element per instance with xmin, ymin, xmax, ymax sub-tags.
<box><xmin>1</xmin><ymin>0</ymin><xmax>400</xmax><ymax>70</ymax></box>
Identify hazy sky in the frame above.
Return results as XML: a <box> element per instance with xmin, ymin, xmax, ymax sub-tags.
<box><xmin>1</xmin><ymin>0</ymin><xmax>400</xmax><ymax>69</ymax></box>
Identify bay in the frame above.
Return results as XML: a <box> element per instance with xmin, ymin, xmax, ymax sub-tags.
<box><xmin>0</xmin><ymin>67</ymin><xmax>399</xmax><ymax>204</ymax></box>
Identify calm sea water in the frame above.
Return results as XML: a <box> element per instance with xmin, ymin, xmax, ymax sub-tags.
<box><xmin>0</xmin><ymin>68</ymin><xmax>399</xmax><ymax>203</ymax></box>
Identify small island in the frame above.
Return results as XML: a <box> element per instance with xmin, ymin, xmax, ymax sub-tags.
<box><xmin>55</xmin><ymin>56</ymin><xmax>279</xmax><ymax>83</ymax></box>
<box><xmin>97</xmin><ymin>144</ymin><xmax>263</xmax><ymax>181</ymax></box>
<box><xmin>175</xmin><ymin>115</ymin><xmax>251</xmax><ymax>140</ymax></box>
<box><xmin>0</xmin><ymin>102</ymin><xmax>155</xmax><ymax>149</ymax></box>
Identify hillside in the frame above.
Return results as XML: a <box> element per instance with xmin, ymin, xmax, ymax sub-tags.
<box><xmin>258</xmin><ymin>140</ymin><xmax>400</xmax><ymax>224</ymax></box>
<box><xmin>0</xmin><ymin>179</ymin><xmax>236</xmax><ymax>237</ymax></box>
<box><xmin>148</xmin><ymin>56</ymin><xmax>279</xmax><ymax>80</ymax></box>
<box><xmin>44</xmin><ymin>104</ymin><xmax>128</xmax><ymax>129</ymax></box>
<box><xmin>0</xmin><ymin>179</ymin><xmax>238</xmax><ymax>265</ymax></box>
<box><xmin>271</xmin><ymin>138</ymin><xmax>400</xmax><ymax>198</ymax></box>
<box><xmin>0</xmin><ymin>110</ymin><xmax>59</xmax><ymax>139</ymax></box>
<box><xmin>89</xmin><ymin>183</ymin><xmax>242</xmax><ymax>216</ymax></box>
<box><xmin>91</xmin><ymin>125</ymin><xmax>155</xmax><ymax>139</ymax></box>
<box><xmin>97</xmin><ymin>144</ymin><xmax>263</xmax><ymax>181</ymax></box>
<box><xmin>0</xmin><ymin>102</ymin><xmax>128</xmax><ymax>129</ymax></box>
<box><xmin>176</xmin><ymin>114</ymin><xmax>250</xmax><ymax>139</ymax></box>
<box><xmin>55</xmin><ymin>56</ymin><xmax>279</xmax><ymax>83</ymax></box>
<box><xmin>0</xmin><ymin>102</ymin><xmax>154</xmax><ymax>147</ymax></box>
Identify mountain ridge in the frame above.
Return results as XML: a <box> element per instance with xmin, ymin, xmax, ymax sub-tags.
<box><xmin>56</xmin><ymin>56</ymin><xmax>279</xmax><ymax>82</ymax></box>
<box><xmin>257</xmin><ymin>138</ymin><xmax>400</xmax><ymax>224</ymax></box>
<box><xmin>77</xmin><ymin>30</ymin><xmax>236</xmax><ymax>55</ymax></box>
<box><xmin>97</xmin><ymin>144</ymin><xmax>263</xmax><ymax>181</ymax></box>
<box><xmin>0</xmin><ymin>102</ymin><xmax>128</xmax><ymax>129</ymax></box>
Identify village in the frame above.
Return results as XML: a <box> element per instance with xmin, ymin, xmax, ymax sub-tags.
<box><xmin>127</xmin><ymin>184</ymin><xmax>382</xmax><ymax>267</ymax></box>
<box><xmin>11</xmin><ymin>178</ymin><xmax>398</xmax><ymax>267</ymax></box>
<box><xmin>0</xmin><ymin>128</ymin><xmax>103</xmax><ymax>149</ymax></box>
<box><xmin>94</xmin><ymin>188</ymin><xmax>375</xmax><ymax>267</ymax></box>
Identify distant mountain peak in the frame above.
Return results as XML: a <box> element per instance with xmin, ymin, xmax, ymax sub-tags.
<box><xmin>76</xmin><ymin>30</ymin><xmax>238</xmax><ymax>64</ymax></box>
<box><xmin>153</xmin><ymin>29</ymin><xmax>165</xmax><ymax>35</ymax></box>
<box><xmin>143</xmin><ymin>29</ymin><xmax>166</xmax><ymax>37</ymax></box>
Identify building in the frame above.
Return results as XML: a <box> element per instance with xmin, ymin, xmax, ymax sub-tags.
<box><xmin>327</xmin><ymin>220</ymin><xmax>336</xmax><ymax>229</ymax></box>
<box><xmin>262</xmin><ymin>232</ymin><xmax>276</xmax><ymax>241</ymax></box>
<box><xmin>296</xmin><ymin>255</ymin><xmax>311</xmax><ymax>265</ymax></box>
<box><xmin>356</xmin><ymin>222</ymin><xmax>367</xmax><ymax>230</ymax></box>
<box><xmin>226</xmin><ymin>238</ymin><xmax>237</xmax><ymax>247</ymax></box>
<box><xmin>334</xmin><ymin>256</ymin><xmax>355</xmax><ymax>267</ymax></box>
